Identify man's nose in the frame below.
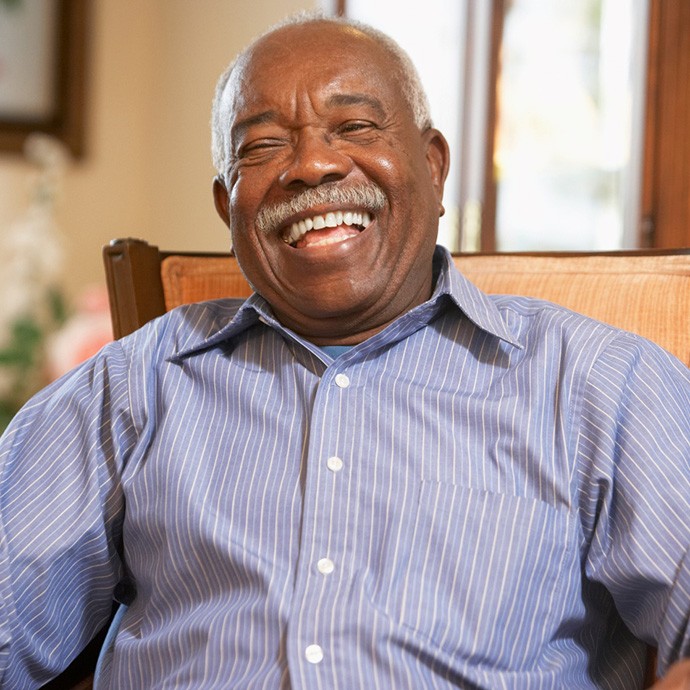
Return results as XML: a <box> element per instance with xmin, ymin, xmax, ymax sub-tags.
<box><xmin>278</xmin><ymin>130</ymin><xmax>353</xmax><ymax>189</ymax></box>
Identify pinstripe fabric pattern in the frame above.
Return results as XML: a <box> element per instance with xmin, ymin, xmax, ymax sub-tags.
<box><xmin>0</xmin><ymin>247</ymin><xmax>688</xmax><ymax>689</ymax></box>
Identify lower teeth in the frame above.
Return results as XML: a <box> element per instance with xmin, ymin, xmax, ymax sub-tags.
<box><xmin>289</xmin><ymin>224</ymin><xmax>365</xmax><ymax>248</ymax></box>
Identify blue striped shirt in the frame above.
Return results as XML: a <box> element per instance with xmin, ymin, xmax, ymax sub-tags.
<box><xmin>0</xmin><ymin>247</ymin><xmax>688</xmax><ymax>689</ymax></box>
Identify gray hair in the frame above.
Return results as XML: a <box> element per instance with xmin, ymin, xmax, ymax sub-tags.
<box><xmin>210</xmin><ymin>11</ymin><xmax>433</xmax><ymax>177</ymax></box>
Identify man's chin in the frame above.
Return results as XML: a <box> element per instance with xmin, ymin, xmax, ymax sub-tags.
<box><xmin>270</xmin><ymin>290</ymin><xmax>390</xmax><ymax>343</ymax></box>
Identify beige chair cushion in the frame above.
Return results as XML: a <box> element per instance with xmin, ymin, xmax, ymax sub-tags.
<box><xmin>455</xmin><ymin>253</ymin><xmax>690</xmax><ymax>365</ymax></box>
<box><xmin>161</xmin><ymin>255</ymin><xmax>252</xmax><ymax>309</ymax></box>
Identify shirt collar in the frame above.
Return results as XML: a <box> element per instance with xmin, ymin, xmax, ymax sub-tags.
<box><xmin>431</xmin><ymin>246</ymin><xmax>521</xmax><ymax>347</ymax></box>
<box><xmin>171</xmin><ymin>245</ymin><xmax>521</xmax><ymax>360</ymax></box>
<box><xmin>169</xmin><ymin>293</ymin><xmax>276</xmax><ymax>361</ymax></box>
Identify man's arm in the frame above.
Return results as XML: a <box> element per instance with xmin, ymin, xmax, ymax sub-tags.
<box><xmin>0</xmin><ymin>341</ymin><xmax>134</xmax><ymax>687</ymax></box>
<box><xmin>577</xmin><ymin>332</ymin><xmax>690</xmax><ymax>675</ymax></box>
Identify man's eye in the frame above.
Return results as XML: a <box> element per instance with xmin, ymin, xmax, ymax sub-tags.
<box><xmin>239</xmin><ymin>140</ymin><xmax>283</xmax><ymax>158</ymax></box>
<box><xmin>338</xmin><ymin>121</ymin><xmax>376</xmax><ymax>135</ymax></box>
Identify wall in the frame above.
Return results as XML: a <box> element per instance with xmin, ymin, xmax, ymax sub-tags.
<box><xmin>0</xmin><ymin>0</ymin><xmax>318</xmax><ymax>302</ymax></box>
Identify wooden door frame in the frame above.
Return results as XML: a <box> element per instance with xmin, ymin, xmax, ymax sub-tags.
<box><xmin>640</xmin><ymin>0</ymin><xmax>690</xmax><ymax>248</ymax></box>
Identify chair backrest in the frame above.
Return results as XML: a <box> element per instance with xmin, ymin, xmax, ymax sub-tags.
<box><xmin>104</xmin><ymin>238</ymin><xmax>690</xmax><ymax>368</ymax></box>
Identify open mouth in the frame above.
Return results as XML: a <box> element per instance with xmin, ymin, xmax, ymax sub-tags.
<box><xmin>282</xmin><ymin>210</ymin><xmax>372</xmax><ymax>248</ymax></box>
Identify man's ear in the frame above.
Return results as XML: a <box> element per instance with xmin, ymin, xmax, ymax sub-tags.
<box><xmin>423</xmin><ymin>128</ymin><xmax>450</xmax><ymax>213</ymax></box>
<box><xmin>213</xmin><ymin>176</ymin><xmax>231</xmax><ymax>228</ymax></box>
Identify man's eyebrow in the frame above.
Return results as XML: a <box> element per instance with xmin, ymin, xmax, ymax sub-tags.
<box><xmin>231</xmin><ymin>110</ymin><xmax>279</xmax><ymax>142</ymax></box>
<box><xmin>326</xmin><ymin>93</ymin><xmax>387</xmax><ymax>118</ymax></box>
<box><xmin>231</xmin><ymin>94</ymin><xmax>386</xmax><ymax>144</ymax></box>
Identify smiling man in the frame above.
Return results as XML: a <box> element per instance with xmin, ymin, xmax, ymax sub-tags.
<box><xmin>0</xmin><ymin>12</ymin><xmax>689</xmax><ymax>690</ymax></box>
<box><xmin>211</xmin><ymin>18</ymin><xmax>449</xmax><ymax>344</ymax></box>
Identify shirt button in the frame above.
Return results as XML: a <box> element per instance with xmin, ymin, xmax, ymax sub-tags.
<box><xmin>305</xmin><ymin>644</ymin><xmax>324</xmax><ymax>664</ymax></box>
<box><xmin>334</xmin><ymin>373</ymin><xmax>350</xmax><ymax>388</ymax></box>
<box><xmin>317</xmin><ymin>558</ymin><xmax>335</xmax><ymax>575</ymax></box>
<box><xmin>327</xmin><ymin>456</ymin><xmax>343</xmax><ymax>472</ymax></box>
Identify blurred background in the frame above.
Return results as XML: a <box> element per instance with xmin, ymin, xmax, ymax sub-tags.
<box><xmin>0</xmin><ymin>0</ymin><xmax>688</xmax><ymax>428</ymax></box>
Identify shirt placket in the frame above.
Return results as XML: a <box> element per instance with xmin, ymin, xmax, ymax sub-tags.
<box><xmin>286</xmin><ymin>358</ymin><xmax>359</xmax><ymax>688</ymax></box>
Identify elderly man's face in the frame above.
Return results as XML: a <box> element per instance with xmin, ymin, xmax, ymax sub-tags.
<box><xmin>213</xmin><ymin>21</ymin><xmax>449</xmax><ymax>344</ymax></box>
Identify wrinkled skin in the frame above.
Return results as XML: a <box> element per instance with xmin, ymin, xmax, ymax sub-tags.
<box><xmin>213</xmin><ymin>21</ymin><xmax>449</xmax><ymax>345</ymax></box>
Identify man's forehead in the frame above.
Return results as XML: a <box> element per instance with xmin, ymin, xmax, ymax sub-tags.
<box><xmin>252</xmin><ymin>21</ymin><xmax>376</xmax><ymax>59</ymax></box>
<box><xmin>235</xmin><ymin>21</ymin><xmax>394</xmax><ymax>89</ymax></box>
<box><xmin>224</xmin><ymin>24</ymin><xmax>400</xmax><ymax>122</ymax></box>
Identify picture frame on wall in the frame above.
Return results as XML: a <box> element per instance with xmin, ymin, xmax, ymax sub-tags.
<box><xmin>0</xmin><ymin>0</ymin><xmax>89</xmax><ymax>158</ymax></box>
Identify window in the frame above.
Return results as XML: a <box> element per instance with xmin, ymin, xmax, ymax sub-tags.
<box><xmin>492</xmin><ymin>0</ymin><xmax>649</xmax><ymax>251</ymax></box>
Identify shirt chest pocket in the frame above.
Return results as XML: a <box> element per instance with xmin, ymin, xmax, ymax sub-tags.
<box><xmin>365</xmin><ymin>481</ymin><xmax>575</xmax><ymax>670</ymax></box>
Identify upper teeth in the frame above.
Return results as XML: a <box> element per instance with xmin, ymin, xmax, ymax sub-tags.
<box><xmin>284</xmin><ymin>210</ymin><xmax>372</xmax><ymax>244</ymax></box>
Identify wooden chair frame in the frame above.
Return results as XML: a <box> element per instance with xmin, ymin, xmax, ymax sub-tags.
<box><xmin>103</xmin><ymin>238</ymin><xmax>214</xmax><ymax>340</ymax></box>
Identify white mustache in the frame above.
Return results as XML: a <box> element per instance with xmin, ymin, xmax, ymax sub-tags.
<box><xmin>255</xmin><ymin>183</ymin><xmax>386</xmax><ymax>234</ymax></box>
